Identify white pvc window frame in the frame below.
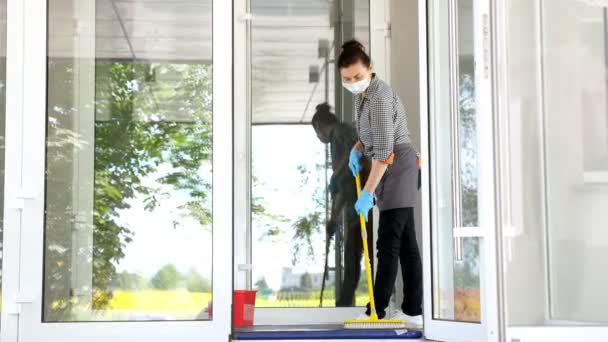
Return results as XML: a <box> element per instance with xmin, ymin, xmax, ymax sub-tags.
<box><xmin>507</xmin><ymin>327</ymin><xmax>608</xmax><ymax>342</ymax></box>
<box><xmin>0</xmin><ymin>1</ymin><xmax>233</xmax><ymax>341</ymax></box>
<box><xmin>421</xmin><ymin>0</ymin><xmax>500</xmax><ymax>341</ymax></box>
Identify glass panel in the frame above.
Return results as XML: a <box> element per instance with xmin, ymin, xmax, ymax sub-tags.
<box><xmin>44</xmin><ymin>0</ymin><xmax>213</xmax><ymax>322</ymax></box>
<box><xmin>504</xmin><ymin>0</ymin><xmax>608</xmax><ymax>326</ymax></box>
<box><xmin>429</xmin><ymin>0</ymin><xmax>481</xmax><ymax>323</ymax></box>
<box><xmin>457</xmin><ymin>1</ymin><xmax>479</xmax><ymax>228</ymax></box>
<box><xmin>0</xmin><ymin>0</ymin><xmax>6</xmax><ymax>324</ymax></box>
<box><xmin>250</xmin><ymin>0</ymin><xmax>370</xmax><ymax>308</ymax></box>
<box><xmin>429</xmin><ymin>0</ymin><xmax>456</xmax><ymax>321</ymax></box>
<box><xmin>455</xmin><ymin>0</ymin><xmax>481</xmax><ymax>323</ymax></box>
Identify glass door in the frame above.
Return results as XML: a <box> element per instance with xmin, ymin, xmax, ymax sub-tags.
<box><xmin>233</xmin><ymin>0</ymin><xmax>371</xmax><ymax>325</ymax></box>
<box><xmin>423</xmin><ymin>0</ymin><xmax>498</xmax><ymax>341</ymax></box>
<box><xmin>4</xmin><ymin>0</ymin><xmax>233</xmax><ymax>341</ymax></box>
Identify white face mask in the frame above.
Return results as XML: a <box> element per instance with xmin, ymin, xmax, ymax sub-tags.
<box><xmin>342</xmin><ymin>78</ymin><xmax>370</xmax><ymax>95</ymax></box>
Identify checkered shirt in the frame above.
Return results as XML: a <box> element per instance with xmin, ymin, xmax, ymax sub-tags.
<box><xmin>354</xmin><ymin>75</ymin><xmax>411</xmax><ymax>162</ymax></box>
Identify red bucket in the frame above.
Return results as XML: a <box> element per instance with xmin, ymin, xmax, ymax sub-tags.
<box><xmin>233</xmin><ymin>290</ymin><xmax>257</xmax><ymax>327</ymax></box>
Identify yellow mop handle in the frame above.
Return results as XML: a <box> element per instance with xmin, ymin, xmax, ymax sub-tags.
<box><xmin>355</xmin><ymin>172</ymin><xmax>379</xmax><ymax>320</ymax></box>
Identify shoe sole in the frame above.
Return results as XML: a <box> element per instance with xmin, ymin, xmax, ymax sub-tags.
<box><xmin>403</xmin><ymin>322</ymin><xmax>423</xmax><ymax>330</ymax></box>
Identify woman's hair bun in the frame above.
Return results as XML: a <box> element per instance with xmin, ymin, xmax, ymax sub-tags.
<box><xmin>338</xmin><ymin>39</ymin><xmax>371</xmax><ymax>69</ymax></box>
<box><xmin>341</xmin><ymin>39</ymin><xmax>365</xmax><ymax>52</ymax></box>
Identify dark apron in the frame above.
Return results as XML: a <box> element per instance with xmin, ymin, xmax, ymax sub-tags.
<box><xmin>375</xmin><ymin>143</ymin><xmax>419</xmax><ymax>211</ymax></box>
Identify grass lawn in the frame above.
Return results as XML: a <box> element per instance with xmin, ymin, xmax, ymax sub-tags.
<box><xmin>108</xmin><ymin>290</ymin><xmax>368</xmax><ymax>312</ymax></box>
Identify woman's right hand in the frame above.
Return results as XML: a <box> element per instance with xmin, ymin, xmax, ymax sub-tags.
<box><xmin>348</xmin><ymin>149</ymin><xmax>363</xmax><ymax>176</ymax></box>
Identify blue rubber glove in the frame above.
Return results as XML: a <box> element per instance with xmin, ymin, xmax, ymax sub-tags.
<box><xmin>348</xmin><ymin>149</ymin><xmax>363</xmax><ymax>176</ymax></box>
<box><xmin>354</xmin><ymin>190</ymin><xmax>374</xmax><ymax>222</ymax></box>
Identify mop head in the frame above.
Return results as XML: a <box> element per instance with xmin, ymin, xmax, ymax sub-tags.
<box><xmin>343</xmin><ymin>318</ymin><xmax>406</xmax><ymax>330</ymax></box>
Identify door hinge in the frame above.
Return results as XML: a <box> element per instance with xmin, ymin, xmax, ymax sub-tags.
<box><xmin>6</xmin><ymin>293</ymin><xmax>35</xmax><ymax>315</ymax></box>
<box><xmin>7</xmin><ymin>190</ymin><xmax>35</xmax><ymax>210</ymax></box>
<box><xmin>482</xmin><ymin>13</ymin><xmax>490</xmax><ymax>79</ymax></box>
<box><xmin>239</xmin><ymin>12</ymin><xmax>253</xmax><ymax>22</ymax></box>
<box><xmin>238</xmin><ymin>263</ymin><xmax>252</xmax><ymax>272</ymax></box>
<box><xmin>374</xmin><ymin>22</ymin><xmax>391</xmax><ymax>38</ymax></box>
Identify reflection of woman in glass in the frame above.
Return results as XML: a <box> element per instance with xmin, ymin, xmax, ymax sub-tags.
<box><xmin>339</xmin><ymin>40</ymin><xmax>422</xmax><ymax>328</ymax></box>
<box><xmin>311</xmin><ymin>103</ymin><xmax>372</xmax><ymax>307</ymax></box>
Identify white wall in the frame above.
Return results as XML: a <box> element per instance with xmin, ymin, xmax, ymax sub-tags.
<box><xmin>388</xmin><ymin>0</ymin><xmax>422</xmax><ymax>309</ymax></box>
<box><xmin>542</xmin><ymin>0</ymin><xmax>608</xmax><ymax>323</ymax></box>
<box><xmin>390</xmin><ymin>0</ymin><xmax>421</xmax><ymax>243</ymax></box>
<box><xmin>504</xmin><ymin>0</ymin><xmax>608</xmax><ymax>325</ymax></box>
<box><xmin>501</xmin><ymin>0</ymin><xmax>549</xmax><ymax>326</ymax></box>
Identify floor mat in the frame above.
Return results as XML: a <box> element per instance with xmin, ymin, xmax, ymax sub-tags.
<box><xmin>232</xmin><ymin>328</ymin><xmax>423</xmax><ymax>340</ymax></box>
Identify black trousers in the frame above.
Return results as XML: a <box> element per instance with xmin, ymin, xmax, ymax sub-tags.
<box><xmin>336</xmin><ymin>213</ymin><xmax>373</xmax><ymax>307</ymax></box>
<box><xmin>366</xmin><ymin>207</ymin><xmax>422</xmax><ymax>318</ymax></box>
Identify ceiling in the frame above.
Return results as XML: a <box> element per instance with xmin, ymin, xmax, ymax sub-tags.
<box><xmin>4</xmin><ymin>0</ymin><xmax>370</xmax><ymax>124</ymax></box>
<box><xmin>49</xmin><ymin>0</ymin><xmax>212</xmax><ymax>61</ymax></box>
<box><xmin>250</xmin><ymin>0</ymin><xmax>370</xmax><ymax>123</ymax></box>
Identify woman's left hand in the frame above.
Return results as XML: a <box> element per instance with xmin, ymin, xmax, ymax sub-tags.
<box><xmin>354</xmin><ymin>190</ymin><xmax>374</xmax><ymax>222</ymax></box>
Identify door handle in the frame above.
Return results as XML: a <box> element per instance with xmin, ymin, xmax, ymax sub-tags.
<box><xmin>7</xmin><ymin>189</ymin><xmax>36</xmax><ymax>210</ymax></box>
<box><xmin>454</xmin><ymin>237</ymin><xmax>464</xmax><ymax>262</ymax></box>
<box><xmin>6</xmin><ymin>293</ymin><xmax>35</xmax><ymax>315</ymax></box>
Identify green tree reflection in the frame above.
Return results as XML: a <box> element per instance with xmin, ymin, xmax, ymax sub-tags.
<box><xmin>45</xmin><ymin>60</ymin><xmax>213</xmax><ymax>320</ymax></box>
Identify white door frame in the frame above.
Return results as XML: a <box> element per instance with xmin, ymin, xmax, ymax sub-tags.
<box><xmin>0</xmin><ymin>0</ymin><xmax>32</xmax><ymax>340</ymax></box>
<box><xmin>508</xmin><ymin>327</ymin><xmax>608</xmax><ymax>342</ymax></box>
<box><xmin>420</xmin><ymin>0</ymin><xmax>500</xmax><ymax>341</ymax></box>
<box><xmin>0</xmin><ymin>1</ymin><xmax>233</xmax><ymax>341</ymax></box>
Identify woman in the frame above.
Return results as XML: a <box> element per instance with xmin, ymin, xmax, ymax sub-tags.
<box><xmin>339</xmin><ymin>40</ymin><xmax>422</xmax><ymax>328</ymax></box>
